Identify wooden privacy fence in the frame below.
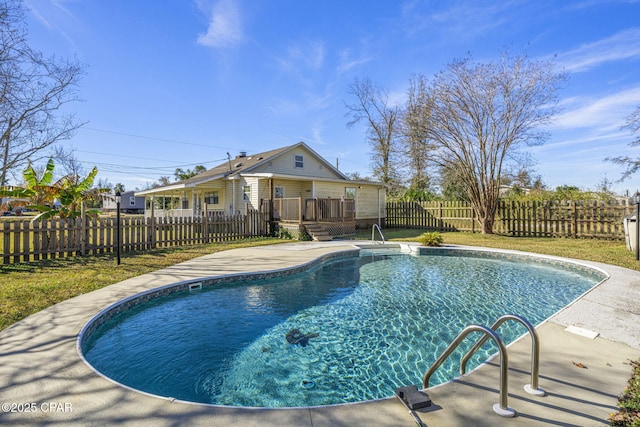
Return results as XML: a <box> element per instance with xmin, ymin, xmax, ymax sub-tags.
<box><xmin>387</xmin><ymin>201</ymin><xmax>477</xmax><ymax>232</ymax></box>
<box><xmin>1</xmin><ymin>210</ymin><xmax>269</xmax><ymax>265</ymax></box>
<box><xmin>386</xmin><ymin>200</ymin><xmax>636</xmax><ymax>239</ymax></box>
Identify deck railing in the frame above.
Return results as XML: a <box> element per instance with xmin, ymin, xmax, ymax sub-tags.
<box><xmin>269</xmin><ymin>198</ymin><xmax>355</xmax><ymax>223</ymax></box>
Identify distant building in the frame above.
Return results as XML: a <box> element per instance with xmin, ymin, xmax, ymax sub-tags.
<box><xmin>103</xmin><ymin>191</ymin><xmax>145</xmax><ymax>214</ymax></box>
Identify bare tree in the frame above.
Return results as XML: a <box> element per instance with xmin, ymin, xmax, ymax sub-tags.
<box><xmin>422</xmin><ymin>53</ymin><xmax>565</xmax><ymax>233</ymax></box>
<box><xmin>606</xmin><ymin>106</ymin><xmax>640</xmax><ymax>181</ymax></box>
<box><xmin>402</xmin><ymin>75</ymin><xmax>434</xmax><ymax>192</ymax></box>
<box><xmin>345</xmin><ymin>77</ymin><xmax>402</xmax><ymax>194</ymax></box>
<box><xmin>0</xmin><ymin>0</ymin><xmax>86</xmax><ymax>186</ymax></box>
<box><xmin>52</xmin><ymin>146</ymin><xmax>86</xmax><ymax>180</ymax></box>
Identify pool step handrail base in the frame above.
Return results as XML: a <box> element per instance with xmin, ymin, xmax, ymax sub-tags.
<box><xmin>395</xmin><ymin>385</ymin><xmax>429</xmax><ymax>427</ymax></box>
<box><xmin>395</xmin><ymin>385</ymin><xmax>432</xmax><ymax>410</ymax></box>
<box><xmin>493</xmin><ymin>403</ymin><xmax>516</xmax><ymax>417</ymax></box>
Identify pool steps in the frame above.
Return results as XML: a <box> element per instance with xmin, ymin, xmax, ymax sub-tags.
<box><xmin>400</xmin><ymin>314</ymin><xmax>544</xmax><ymax>422</ymax></box>
<box><xmin>460</xmin><ymin>314</ymin><xmax>545</xmax><ymax>397</ymax></box>
<box><xmin>371</xmin><ymin>223</ymin><xmax>385</xmax><ymax>244</ymax></box>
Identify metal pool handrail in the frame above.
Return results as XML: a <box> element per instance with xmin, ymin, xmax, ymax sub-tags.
<box><xmin>371</xmin><ymin>224</ymin><xmax>385</xmax><ymax>244</ymax></box>
<box><xmin>460</xmin><ymin>314</ymin><xmax>545</xmax><ymax>396</ymax></box>
<box><xmin>421</xmin><ymin>324</ymin><xmax>515</xmax><ymax>417</ymax></box>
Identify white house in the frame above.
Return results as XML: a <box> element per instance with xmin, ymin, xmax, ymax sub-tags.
<box><xmin>135</xmin><ymin>142</ymin><xmax>387</xmax><ymax>238</ymax></box>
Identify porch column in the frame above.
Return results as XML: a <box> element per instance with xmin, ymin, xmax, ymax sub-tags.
<box><xmin>269</xmin><ymin>178</ymin><xmax>274</xmax><ymax>222</ymax></box>
<box><xmin>231</xmin><ymin>179</ymin><xmax>236</xmax><ymax>214</ymax></box>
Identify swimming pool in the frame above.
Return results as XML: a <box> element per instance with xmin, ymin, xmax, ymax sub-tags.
<box><xmin>79</xmin><ymin>246</ymin><xmax>606</xmax><ymax>408</ymax></box>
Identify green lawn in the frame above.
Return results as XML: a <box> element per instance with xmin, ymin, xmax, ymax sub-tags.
<box><xmin>0</xmin><ymin>237</ymin><xmax>284</xmax><ymax>331</ymax></box>
<box><xmin>1</xmin><ymin>229</ymin><xmax>638</xmax><ymax>425</ymax></box>
<box><xmin>357</xmin><ymin>228</ymin><xmax>640</xmax><ymax>271</ymax></box>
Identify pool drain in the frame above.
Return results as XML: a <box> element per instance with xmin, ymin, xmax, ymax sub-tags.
<box><xmin>301</xmin><ymin>379</ymin><xmax>315</xmax><ymax>389</ymax></box>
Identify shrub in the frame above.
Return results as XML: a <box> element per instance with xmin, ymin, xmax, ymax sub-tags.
<box><xmin>417</xmin><ymin>231</ymin><xmax>444</xmax><ymax>246</ymax></box>
<box><xmin>274</xmin><ymin>226</ymin><xmax>294</xmax><ymax>240</ymax></box>
<box><xmin>610</xmin><ymin>359</ymin><xmax>640</xmax><ymax>426</ymax></box>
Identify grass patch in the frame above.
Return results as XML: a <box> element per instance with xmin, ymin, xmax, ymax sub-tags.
<box><xmin>610</xmin><ymin>360</ymin><xmax>640</xmax><ymax>426</ymax></box>
<box><xmin>357</xmin><ymin>228</ymin><xmax>640</xmax><ymax>271</ymax></box>
<box><xmin>0</xmin><ymin>237</ymin><xmax>283</xmax><ymax>331</ymax></box>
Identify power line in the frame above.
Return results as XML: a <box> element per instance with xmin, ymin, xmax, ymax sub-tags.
<box><xmin>82</xmin><ymin>127</ymin><xmax>231</xmax><ymax>150</ymax></box>
<box><xmin>74</xmin><ymin>152</ymin><xmax>228</xmax><ymax>171</ymax></box>
<box><xmin>75</xmin><ymin>149</ymin><xmax>182</xmax><ymax>164</ymax></box>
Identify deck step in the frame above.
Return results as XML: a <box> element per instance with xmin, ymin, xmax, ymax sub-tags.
<box><xmin>305</xmin><ymin>225</ymin><xmax>333</xmax><ymax>241</ymax></box>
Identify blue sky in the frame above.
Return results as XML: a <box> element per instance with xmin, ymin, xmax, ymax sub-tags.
<box><xmin>22</xmin><ymin>0</ymin><xmax>640</xmax><ymax>195</ymax></box>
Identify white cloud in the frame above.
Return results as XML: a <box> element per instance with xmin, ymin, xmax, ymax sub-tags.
<box><xmin>196</xmin><ymin>0</ymin><xmax>243</xmax><ymax>48</ymax></box>
<box><xmin>25</xmin><ymin>0</ymin><xmax>75</xmax><ymax>28</ymax></box>
<box><xmin>400</xmin><ymin>0</ymin><xmax>524</xmax><ymax>41</ymax></box>
<box><xmin>552</xmin><ymin>85</ymin><xmax>640</xmax><ymax>130</ymax></box>
<box><xmin>310</xmin><ymin>122</ymin><xmax>327</xmax><ymax>146</ymax></box>
<box><xmin>336</xmin><ymin>49</ymin><xmax>374</xmax><ymax>74</ymax></box>
<box><xmin>276</xmin><ymin>40</ymin><xmax>326</xmax><ymax>72</ymax></box>
<box><xmin>556</xmin><ymin>28</ymin><xmax>640</xmax><ymax>73</ymax></box>
<box><xmin>24</xmin><ymin>0</ymin><xmax>79</xmax><ymax>47</ymax></box>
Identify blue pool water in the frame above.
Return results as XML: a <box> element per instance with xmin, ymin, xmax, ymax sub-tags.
<box><xmin>80</xmin><ymin>249</ymin><xmax>605</xmax><ymax>407</ymax></box>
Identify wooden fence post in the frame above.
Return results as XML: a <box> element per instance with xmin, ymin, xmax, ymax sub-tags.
<box><xmin>81</xmin><ymin>202</ymin><xmax>87</xmax><ymax>256</ymax></box>
<box><xmin>572</xmin><ymin>201</ymin><xmax>578</xmax><ymax>239</ymax></box>
<box><xmin>244</xmin><ymin>204</ymin><xmax>249</xmax><ymax>236</ymax></box>
<box><xmin>471</xmin><ymin>205</ymin><xmax>475</xmax><ymax>233</ymax></box>
<box><xmin>150</xmin><ymin>202</ymin><xmax>156</xmax><ymax>249</ymax></box>
<box><xmin>3</xmin><ymin>221</ymin><xmax>9</xmax><ymax>265</ymax></box>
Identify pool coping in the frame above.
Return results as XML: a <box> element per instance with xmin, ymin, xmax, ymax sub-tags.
<box><xmin>1</xmin><ymin>241</ymin><xmax>639</xmax><ymax>426</ymax></box>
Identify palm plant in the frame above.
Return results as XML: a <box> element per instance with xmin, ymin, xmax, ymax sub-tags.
<box><xmin>0</xmin><ymin>159</ymin><xmax>108</xmax><ymax>220</ymax></box>
<box><xmin>0</xmin><ymin>158</ymin><xmax>58</xmax><ymax>211</ymax></box>
<box><xmin>33</xmin><ymin>166</ymin><xmax>107</xmax><ymax>220</ymax></box>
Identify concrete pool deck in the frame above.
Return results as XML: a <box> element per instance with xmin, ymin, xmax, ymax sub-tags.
<box><xmin>0</xmin><ymin>241</ymin><xmax>639</xmax><ymax>426</ymax></box>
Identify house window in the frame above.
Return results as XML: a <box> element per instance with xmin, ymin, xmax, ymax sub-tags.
<box><xmin>181</xmin><ymin>197</ymin><xmax>189</xmax><ymax>209</ymax></box>
<box><xmin>274</xmin><ymin>186</ymin><xmax>284</xmax><ymax>198</ymax></box>
<box><xmin>243</xmin><ymin>185</ymin><xmax>251</xmax><ymax>201</ymax></box>
<box><xmin>129</xmin><ymin>196</ymin><xmax>136</xmax><ymax>206</ymax></box>
<box><xmin>204</xmin><ymin>191</ymin><xmax>219</xmax><ymax>205</ymax></box>
<box><xmin>345</xmin><ymin>187</ymin><xmax>356</xmax><ymax>199</ymax></box>
<box><xmin>294</xmin><ymin>154</ymin><xmax>304</xmax><ymax>168</ymax></box>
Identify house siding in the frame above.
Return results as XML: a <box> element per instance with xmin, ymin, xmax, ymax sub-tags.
<box><xmin>313</xmin><ymin>181</ymin><xmax>347</xmax><ymax>199</ymax></box>
<box><xmin>252</xmin><ymin>147</ymin><xmax>342</xmax><ymax>179</ymax></box>
<box><xmin>356</xmin><ymin>186</ymin><xmax>385</xmax><ymax>220</ymax></box>
<box><xmin>273</xmin><ymin>179</ymin><xmax>304</xmax><ymax>198</ymax></box>
<box><xmin>202</xmin><ymin>182</ymin><xmax>226</xmax><ymax>213</ymax></box>
<box><xmin>243</xmin><ymin>177</ymin><xmax>261</xmax><ymax>209</ymax></box>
